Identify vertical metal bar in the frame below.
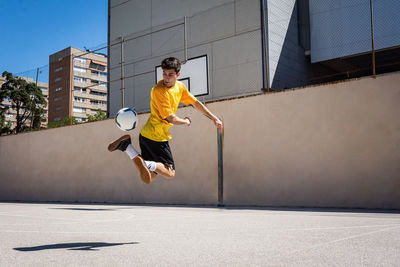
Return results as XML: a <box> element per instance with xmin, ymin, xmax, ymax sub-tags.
<box><xmin>31</xmin><ymin>67</ymin><xmax>39</xmax><ymax>129</ymax></box>
<box><xmin>120</xmin><ymin>37</ymin><xmax>125</xmax><ymax>108</ymax></box>
<box><xmin>261</xmin><ymin>0</ymin><xmax>270</xmax><ymax>92</ymax></box>
<box><xmin>107</xmin><ymin>0</ymin><xmax>111</xmax><ymax>118</ymax></box>
<box><xmin>184</xmin><ymin>16</ymin><xmax>188</xmax><ymax>63</ymax></box>
<box><xmin>370</xmin><ymin>0</ymin><xmax>376</xmax><ymax>77</ymax></box>
<box><xmin>217</xmin><ymin>118</ymin><xmax>224</xmax><ymax>207</ymax></box>
<box><xmin>70</xmin><ymin>55</ymin><xmax>73</xmax><ymax>125</ymax></box>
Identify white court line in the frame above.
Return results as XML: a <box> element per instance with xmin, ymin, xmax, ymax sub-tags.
<box><xmin>287</xmin><ymin>225</ymin><xmax>400</xmax><ymax>255</ymax></box>
<box><xmin>0</xmin><ymin>230</ymin><xmax>152</xmax><ymax>234</ymax></box>
<box><xmin>283</xmin><ymin>223</ymin><xmax>400</xmax><ymax>232</ymax></box>
<box><xmin>0</xmin><ymin>212</ymin><xmax>136</xmax><ymax>224</ymax></box>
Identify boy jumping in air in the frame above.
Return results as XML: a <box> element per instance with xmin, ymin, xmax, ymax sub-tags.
<box><xmin>108</xmin><ymin>57</ymin><xmax>223</xmax><ymax>184</ymax></box>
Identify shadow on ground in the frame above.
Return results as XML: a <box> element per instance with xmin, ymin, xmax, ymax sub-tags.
<box><xmin>14</xmin><ymin>242</ymin><xmax>138</xmax><ymax>251</ymax></box>
<box><xmin>50</xmin><ymin>208</ymin><xmax>119</xmax><ymax>211</ymax></box>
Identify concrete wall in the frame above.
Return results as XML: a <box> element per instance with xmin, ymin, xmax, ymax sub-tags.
<box><xmin>218</xmin><ymin>73</ymin><xmax>400</xmax><ymax>209</ymax></box>
<box><xmin>109</xmin><ymin>0</ymin><xmax>263</xmax><ymax>115</ymax></box>
<box><xmin>1</xmin><ymin>72</ymin><xmax>400</xmax><ymax>209</ymax></box>
<box><xmin>0</xmin><ymin>108</ymin><xmax>218</xmax><ymax>205</ymax></box>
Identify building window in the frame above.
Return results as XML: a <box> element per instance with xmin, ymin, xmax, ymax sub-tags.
<box><xmin>74</xmin><ymin>97</ymin><xmax>86</xmax><ymax>103</ymax></box>
<box><xmin>90</xmin><ymin>91</ymin><xmax>106</xmax><ymax>97</ymax></box>
<box><xmin>74</xmin><ymin>67</ymin><xmax>86</xmax><ymax>73</ymax></box>
<box><xmin>73</xmin><ymin>107</ymin><xmax>86</xmax><ymax>113</ymax></box>
<box><xmin>74</xmin><ymin>86</ymin><xmax>86</xmax><ymax>93</ymax></box>
<box><xmin>55</xmin><ymin>87</ymin><xmax>62</xmax><ymax>92</ymax></box>
<box><xmin>91</xmin><ymin>100</ymin><xmax>107</xmax><ymax>106</ymax></box>
<box><xmin>74</xmin><ymin>57</ymin><xmax>87</xmax><ymax>64</ymax></box>
<box><xmin>74</xmin><ymin>76</ymin><xmax>87</xmax><ymax>83</ymax></box>
<box><xmin>55</xmin><ymin>77</ymin><xmax>62</xmax><ymax>82</ymax></box>
<box><xmin>40</xmin><ymin>87</ymin><xmax>47</xmax><ymax>91</ymax></box>
<box><xmin>89</xmin><ymin>62</ymin><xmax>106</xmax><ymax>71</ymax></box>
<box><xmin>54</xmin><ymin>117</ymin><xmax>61</xmax><ymax>121</ymax></box>
<box><xmin>55</xmin><ymin>67</ymin><xmax>63</xmax><ymax>72</ymax></box>
<box><xmin>55</xmin><ymin>106</ymin><xmax>62</xmax><ymax>111</ymax></box>
<box><xmin>91</xmin><ymin>80</ymin><xmax>106</xmax><ymax>87</ymax></box>
<box><xmin>54</xmin><ymin>97</ymin><xmax>62</xmax><ymax>102</ymax></box>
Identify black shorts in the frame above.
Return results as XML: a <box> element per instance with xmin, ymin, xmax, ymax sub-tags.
<box><xmin>139</xmin><ymin>134</ymin><xmax>175</xmax><ymax>170</ymax></box>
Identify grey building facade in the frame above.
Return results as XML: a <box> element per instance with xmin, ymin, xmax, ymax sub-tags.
<box><xmin>108</xmin><ymin>0</ymin><xmax>263</xmax><ymax>116</ymax></box>
<box><xmin>108</xmin><ymin>0</ymin><xmax>400</xmax><ymax>115</ymax></box>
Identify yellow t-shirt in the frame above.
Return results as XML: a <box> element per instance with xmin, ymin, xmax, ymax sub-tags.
<box><xmin>140</xmin><ymin>80</ymin><xmax>197</xmax><ymax>142</ymax></box>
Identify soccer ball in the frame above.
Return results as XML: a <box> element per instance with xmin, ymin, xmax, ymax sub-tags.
<box><xmin>115</xmin><ymin>107</ymin><xmax>137</xmax><ymax>131</ymax></box>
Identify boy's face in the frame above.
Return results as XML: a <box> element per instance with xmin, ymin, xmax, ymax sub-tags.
<box><xmin>162</xmin><ymin>68</ymin><xmax>180</xmax><ymax>88</ymax></box>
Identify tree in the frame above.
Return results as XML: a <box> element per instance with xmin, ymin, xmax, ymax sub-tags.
<box><xmin>47</xmin><ymin>116</ymin><xmax>78</xmax><ymax>129</ymax></box>
<box><xmin>1</xmin><ymin>71</ymin><xmax>47</xmax><ymax>133</ymax></box>
<box><xmin>0</xmin><ymin>109</ymin><xmax>12</xmax><ymax>135</ymax></box>
<box><xmin>87</xmin><ymin>109</ymin><xmax>107</xmax><ymax>122</ymax></box>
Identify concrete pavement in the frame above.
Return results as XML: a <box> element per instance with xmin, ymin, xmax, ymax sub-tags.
<box><xmin>0</xmin><ymin>203</ymin><xmax>399</xmax><ymax>266</ymax></box>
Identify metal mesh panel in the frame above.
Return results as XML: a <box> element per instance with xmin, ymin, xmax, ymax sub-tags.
<box><xmin>266</xmin><ymin>0</ymin><xmax>400</xmax><ymax>91</ymax></box>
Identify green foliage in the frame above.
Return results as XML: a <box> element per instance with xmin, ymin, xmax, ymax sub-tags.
<box><xmin>0</xmin><ymin>71</ymin><xmax>47</xmax><ymax>134</ymax></box>
<box><xmin>47</xmin><ymin>116</ymin><xmax>78</xmax><ymax>129</ymax></box>
<box><xmin>87</xmin><ymin>109</ymin><xmax>107</xmax><ymax>122</ymax></box>
<box><xmin>0</xmin><ymin>110</ymin><xmax>12</xmax><ymax>135</ymax></box>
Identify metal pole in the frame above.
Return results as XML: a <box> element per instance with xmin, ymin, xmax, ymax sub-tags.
<box><xmin>31</xmin><ymin>67</ymin><xmax>40</xmax><ymax>130</ymax></box>
<box><xmin>184</xmin><ymin>16</ymin><xmax>187</xmax><ymax>63</ymax></box>
<box><xmin>217</xmin><ymin>118</ymin><xmax>224</xmax><ymax>207</ymax></box>
<box><xmin>70</xmin><ymin>56</ymin><xmax>73</xmax><ymax>125</ymax></box>
<box><xmin>120</xmin><ymin>37</ymin><xmax>125</xmax><ymax>108</ymax></box>
<box><xmin>261</xmin><ymin>0</ymin><xmax>270</xmax><ymax>92</ymax></box>
<box><xmin>370</xmin><ymin>0</ymin><xmax>376</xmax><ymax>77</ymax></box>
<box><xmin>35</xmin><ymin>67</ymin><xmax>39</xmax><ymax>85</ymax></box>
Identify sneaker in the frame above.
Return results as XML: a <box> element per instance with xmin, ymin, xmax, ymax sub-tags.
<box><xmin>108</xmin><ymin>135</ymin><xmax>131</xmax><ymax>152</ymax></box>
<box><xmin>133</xmin><ymin>155</ymin><xmax>152</xmax><ymax>184</ymax></box>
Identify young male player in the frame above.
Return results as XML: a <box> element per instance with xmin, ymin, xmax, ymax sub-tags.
<box><xmin>108</xmin><ymin>57</ymin><xmax>223</xmax><ymax>184</ymax></box>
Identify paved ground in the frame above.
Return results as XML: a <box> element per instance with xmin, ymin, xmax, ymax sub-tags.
<box><xmin>0</xmin><ymin>202</ymin><xmax>399</xmax><ymax>266</ymax></box>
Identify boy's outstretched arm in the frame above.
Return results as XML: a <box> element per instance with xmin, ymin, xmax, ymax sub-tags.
<box><xmin>192</xmin><ymin>101</ymin><xmax>223</xmax><ymax>131</ymax></box>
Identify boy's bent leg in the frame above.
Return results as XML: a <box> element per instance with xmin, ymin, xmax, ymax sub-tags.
<box><xmin>108</xmin><ymin>135</ymin><xmax>131</xmax><ymax>152</ymax></box>
<box><xmin>150</xmin><ymin>172</ymin><xmax>158</xmax><ymax>180</ymax></box>
<box><xmin>154</xmin><ymin>162</ymin><xmax>175</xmax><ymax>179</ymax></box>
<box><xmin>108</xmin><ymin>135</ymin><xmax>152</xmax><ymax>184</ymax></box>
<box><xmin>132</xmin><ymin>156</ymin><xmax>152</xmax><ymax>184</ymax></box>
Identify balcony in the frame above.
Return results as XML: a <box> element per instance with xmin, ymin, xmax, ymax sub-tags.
<box><xmin>89</xmin><ymin>62</ymin><xmax>107</xmax><ymax>72</ymax></box>
<box><xmin>73</xmin><ymin>91</ymin><xmax>107</xmax><ymax>102</ymax></box>
<box><xmin>73</xmin><ymin>112</ymin><xmax>87</xmax><ymax>118</ymax></box>
<box><xmin>73</xmin><ymin>61</ymin><xmax>89</xmax><ymax>69</ymax></box>
<box><xmin>88</xmin><ymin>84</ymin><xmax>107</xmax><ymax>92</ymax></box>
<box><xmin>90</xmin><ymin>73</ymin><xmax>107</xmax><ymax>82</ymax></box>
<box><xmin>87</xmin><ymin>102</ymin><xmax>107</xmax><ymax>111</ymax></box>
<box><xmin>73</xmin><ymin>101</ymin><xmax>92</xmax><ymax>109</ymax></box>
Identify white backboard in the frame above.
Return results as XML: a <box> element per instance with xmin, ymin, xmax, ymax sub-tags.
<box><xmin>156</xmin><ymin>55</ymin><xmax>209</xmax><ymax>96</ymax></box>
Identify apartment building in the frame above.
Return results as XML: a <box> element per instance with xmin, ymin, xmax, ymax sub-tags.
<box><xmin>0</xmin><ymin>76</ymin><xmax>48</xmax><ymax>129</ymax></box>
<box><xmin>48</xmin><ymin>47</ymin><xmax>107</xmax><ymax>123</ymax></box>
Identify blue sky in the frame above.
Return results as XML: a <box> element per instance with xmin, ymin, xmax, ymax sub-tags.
<box><xmin>0</xmin><ymin>0</ymin><xmax>107</xmax><ymax>82</ymax></box>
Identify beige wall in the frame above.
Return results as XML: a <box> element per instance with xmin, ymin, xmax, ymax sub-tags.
<box><xmin>1</xmin><ymin>72</ymin><xmax>399</xmax><ymax>209</ymax></box>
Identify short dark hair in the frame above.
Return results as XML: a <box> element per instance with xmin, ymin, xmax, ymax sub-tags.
<box><xmin>161</xmin><ymin>57</ymin><xmax>181</xmax><ymax>73</ymax></box>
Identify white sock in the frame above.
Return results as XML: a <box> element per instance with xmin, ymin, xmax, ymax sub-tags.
<box><xmin>125</xmin><ymin>144</ymin><xmax>139</xmax><ymax>159</ymax></box>
<box><xmin>144</xmin><ymin>160</ymin><xmax>157</xmax><ymax>172</ymax></box>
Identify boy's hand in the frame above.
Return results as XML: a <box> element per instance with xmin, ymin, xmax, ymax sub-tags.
<box><xmin>184</xmin><ymin>117</ymin><xmax>191</xmax><ymax>126</ymax></box>
<box><xmin>214</xmin><ymin>118</ymin><xmax>223</xmax><ymax>132</ymax></box>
